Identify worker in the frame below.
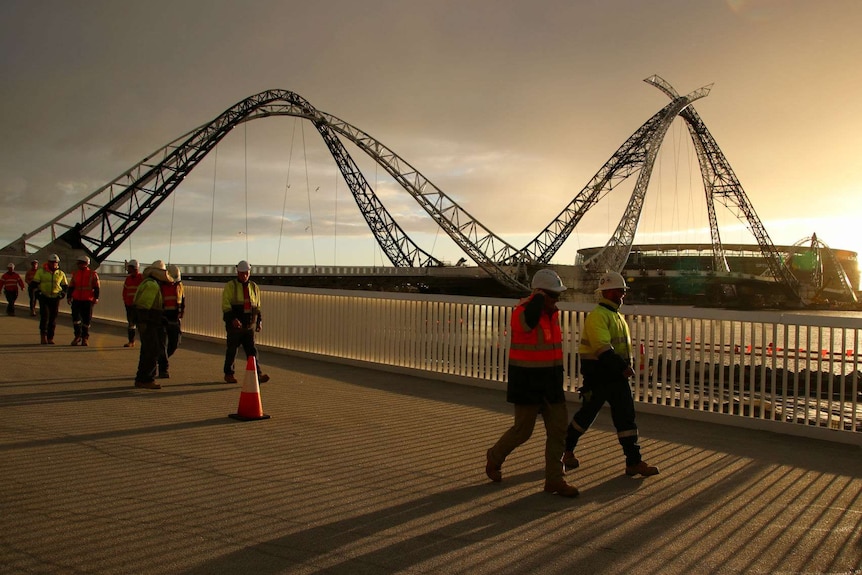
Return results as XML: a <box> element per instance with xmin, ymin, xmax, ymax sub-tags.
<box><xmin>32</xmin><ymin>254</ymin><xmax>68</xmax><ymax>344</ymax></box>
<box><xmin>24</xmin><ymin>259</ymin><xmax>39</xmax><ymax>316</ymax></box>
<box><xmin>158</xmin><ymin>264</ymin><xmax>185</xmax><ymax>379</ymax></box>
<box><xmin>122</xmin><ymin>260</ymin><xmax>143</xmax><ymax>347</ymax></box>
<box><xmin>133</xmin><ymin>260</ymin><xmax>173</xmax><ymax>389</ymax></box>
<box><xmin>222</xmin><ymin>260</ymin><xmax>269</xmax><ymax>384</ymax></box>
<box><xmin>2</xmin><ymin>263</ymin><xmax>26</xmax><ymax>316</ymax></box>
<box><xmin>562</xmin><ymin>271</ymin><xmax>659</xmax><ymax>478</ymax></box>
<box><xmin>67</xmin><ymin>255</ymin><xmax>100</xmax><ymax>346</ymax></box>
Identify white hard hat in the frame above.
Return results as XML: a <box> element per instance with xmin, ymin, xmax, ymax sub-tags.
<box><xmin>531</xmin><ymin>269</ymin><xmax>567</xmax><ymax>293</ymax></box>
<box><xmin>597</xmin><ymin>271</ymin><xmax>628</xmax><ymax>292</ymax></box>
<box><xmin>166</xmin><ymin>264</ymin><xmax>181</xmax><ymax>281</ymax></box>
<box><xmin>150</xmin><ymin>259</ymin><xmax>167</xmax><ymax>271</ymax></box>
<box><xmin>48</xmin><ymin>254</ymin><xmax>60</xmax><ymax>263</ymax></box>
<box><xmin>236</xmin><ymin>260</ymin><xmax>251</xmax><ymax>272</ymax></box>
<box><xmin>77</xmin><ymin>255</ymin><xmax>90</xmax><ymax>265</ymax></box>
<box><xmin>128</xmin><ymin>259</ymin><xmax>139</xmax><ymax>269</ymax></box>
<box><xmin>6</xmin><ymin>263</ymin><xmax>13</xmax><ymax>269</ymax></box>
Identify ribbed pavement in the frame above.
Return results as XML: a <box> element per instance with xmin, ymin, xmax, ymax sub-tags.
<box><xmin>1</xmin><ymin>312</ymin><xmax>860</xmax><ymax>575</ymax></box>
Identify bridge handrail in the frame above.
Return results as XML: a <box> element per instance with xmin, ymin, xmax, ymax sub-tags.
<box><xmin>92</xmin><ymin>279</ymin><xmax>861</xmax><ymax>444</ymax></box>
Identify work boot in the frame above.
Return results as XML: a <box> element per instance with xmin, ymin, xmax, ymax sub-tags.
<box><xmin>543</xmin><ymin>479</ymin><xmax>579</xmax><ymax>497</ymax></box>
<box><xmin>81</xmin><ymin>338</ymin><xmax>89</xmax><ymax>347</ymax></box>
<box><xmin>47</xmin><ymin>339</ymin><xmax>55</xmax><ymax>345</ymax></box>
<box><xmin>561</xmin><ymin>451</ymin><xmax>580</xmax><ymax>473</ymax></box>
<box><xmin>625</xmin><ymin>461</ymin><xmax>660</xmax><ymax>477</ymax></box>
<box><xmin>485</xmin><ymin>449</ymin><xmax>502</xmax><ymax>482</ymax></box>
<box><xmin>224</xmin><ymin>374</ymin><xmax>238</xmax><ymax>384</ymax></box>
<box><xmin>41</xmin><ymin>334</ymin><xmax>48</xmax><ymax>345</ymax></box>
<box><xmin>124</xmin><ymin>341</ymin><xmax>135</xmax><ymax>348</ymax></box>
<box><xmin>258</xmin><ymin>374</ymin><xmax>270</xmax><ymax>384</ymax></box>
<box><xmin>134</xmin><ymin>380</ymin><xmax>161</xmax><ymax>390</ymax></box>
<box><xmin>71</xmin><ymin>337</ymin><xmax>81</xmax><ymax>346</ymax></box>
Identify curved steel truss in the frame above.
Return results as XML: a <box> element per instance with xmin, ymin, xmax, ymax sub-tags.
<box><xmin>4</xmin><ymin>80</ymin><xmax>805</xmax><ymax>300</ymax></box>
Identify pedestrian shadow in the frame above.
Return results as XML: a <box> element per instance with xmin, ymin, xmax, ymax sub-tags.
<box><xmin>0</xmin><ymin>416</ymin><xmax>232</xmax><ymax>451</ymax></box>
<box><xmin>178</xmin><ymin>471</ymin><xmax>576</xmax><ymax>575</ymax></box>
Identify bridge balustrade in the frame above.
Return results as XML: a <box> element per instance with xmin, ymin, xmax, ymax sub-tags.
<box><xmin>94</xmin><ymin>279</ymin><xmax>861</xmax><ymax>444</ymax></box>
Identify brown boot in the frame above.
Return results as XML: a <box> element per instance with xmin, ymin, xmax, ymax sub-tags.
<box><xmin>625</xmin><ymin>461</ymin><xmax>660</xmax><ymax>477</ymax></box>
<box><xmin>40</xmin><ymin>334</ymin><xmax>48</xmax><ymax>345</ymax></box>
<box><xmin>123</xmin><ymin>341</ymin><xmax>135</xmax><ymax>348</ymax></box>
<box><xmin>543</xmin><ymin>479</ymin><xmax>579</xmax><ymax>497</ymax></box>
<box><xmin>81</xmin><ymin>338</ymin><xmax>89</xmax><ymax>347</ymax></box>
<box><xmin>485</xmin><ymin>449</ymin><xmax>502</xmax><ymax>483</ymax></box>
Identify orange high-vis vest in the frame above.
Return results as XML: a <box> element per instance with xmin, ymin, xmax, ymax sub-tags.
<box><xmin>2</xmin><ymin>271</ymin><xmax>25</xmax><ymax>292</ymax></box>
<box><xmin>123</xmin><ymin>273</ymin><xmax>143</xmax><ymax>306</ymax></box>
<box><xmin>70</xmin><ymin>268</ymin><xmax>99</xmax><ymax>301</ymax></box>
<box><xmin>160</xmin><ymin>283</ymin><xmax>182</xmax><ymax>311</ymax></box>
<box><xmin>508</xmin><ymin>299</ymin><xmax>564</xmax><ymax>368</ymax></box>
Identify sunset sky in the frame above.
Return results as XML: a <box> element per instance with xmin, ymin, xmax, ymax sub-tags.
<box><xmin>1</xmin><ymin>0</ymin><xmax>860</xmax><ymax>269</ymax></box>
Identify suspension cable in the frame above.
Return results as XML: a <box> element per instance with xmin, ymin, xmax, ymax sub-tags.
<box><xmin>168</xmin><ymin>180</ymin><xmax>177</xmax><ymax>264</ymax></box>
<box><xmin>244</xmin><ymin>123</ymin><xmax>249</xmax><ymax>260</ymax></box>
<box><xmin>277</xmin><ymin>119</ymin><xmax>297</xmax><ymax>266</ymax></box>
<box><xmin>301</xmin><ymin>121</ymin><xmax>317</xmax><ymax>267</ymax></box>
<box><xmin>209</xmin><ymin>146</ymin><xmax>219</xmax><ymax>265</ymax></box>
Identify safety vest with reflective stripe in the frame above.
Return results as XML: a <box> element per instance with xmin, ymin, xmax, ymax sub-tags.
<box><xmin>578</xmin><ymin>299</ymin><xmax>632</xmax><ymax>362</ymax></box>
<box><xmin>161</xmin><ymin>282</ymin><xmax>184</xmax><ymax>311</ymax></box>
<box><xmin>508</xmin><ymin>297</ymin><xmax>563</xmax><ymax>368</ymax></box>
<box><xmin>2</xmin><ymin>271</ymin><xmax>25</xmax><ymax>292</ymax></box>
<box><xmin>123</xmin><ymin>272</ymin><xmax>143</xmax><ymax>305</ymax></box>
<box><xmin>69</xmin><ymin>268</ymin><xmax>99</xmax><ymax>301</ymax></box>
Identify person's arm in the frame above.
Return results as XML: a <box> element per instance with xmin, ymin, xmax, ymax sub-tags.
<box><xmin>520</xmin><ymin>292</ymin><xmax>545</xmax><ymax>329</ymax></box>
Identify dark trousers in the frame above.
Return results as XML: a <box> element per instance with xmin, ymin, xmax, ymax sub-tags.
<box><xmin>566</xmin><ymin>366</ymin><xmax>642</xmax><ymax>466</ymax></box>
<box><xmin>28</xmin><ymin>285</ymin><xmax>37</xmax><ymax>313</ymax></box>
<box><xmin>124</xmin><ymin>305</ymin><xmax>137</xmax><ymax>343</ymax></box>
<box><xmin>4</xmin><ymin>289</ymin><xmax>17</xmax><ymax>315</ymax></box>
<box><xmin>224</xmin><ymin>328</ymin><xmax>262</xmax><ymax>375</ymax></box>
<box><xmin>38</xmin><ymin>294</ymin><xmax>61</xmax><ymax>339</ymax></box>
<box><xmin>136</xmin><ymin>312</ymin><xmax>166</xmax><ymax>383</ymax></box>
<box><xmin>158</xmin><ymin>319</ymin><xmax>182</xmax><ymax>374</ymax></box>
<box><xmin>70</xmin><ymin>300</ymin><xmax>94</xmax><ymax>339</ymax></box>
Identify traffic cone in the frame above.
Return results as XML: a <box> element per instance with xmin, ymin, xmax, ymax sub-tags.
<box><xmin>229</xmin><ymin>356</ymin><xmax>271</xmax><ymax>421</ymax></box>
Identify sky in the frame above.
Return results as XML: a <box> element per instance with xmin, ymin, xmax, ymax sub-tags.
<box><xmin>1</xmin><ymin>0</ymin><xmax>861</xmax><ymax>269</ymax></box>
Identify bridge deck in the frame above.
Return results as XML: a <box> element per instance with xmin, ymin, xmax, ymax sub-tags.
<box><xmin>1</xmin><ymin>314</ymin><xmax>860</xmax><ymax>574</ymax></box>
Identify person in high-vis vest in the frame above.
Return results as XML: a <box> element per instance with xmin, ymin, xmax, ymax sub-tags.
<box><xmin>25</xmin><ymin>259</ymin><xmax>39</xmax><ymax>316</ymax></box>
<box><xmin>157</xmin><ymin>264</ymin><xmax>185</xmax><ymax>379</ymax></box>
<box><xmin>2</xmin><ymin>263</ymin><xmax>26</xmax><ymax>316</ymax></box>
<box><xmin>122</xmin><ymin>260</ymin><xmax>143</xmax><ymax>347</ymax></box>
<box><xmin>222</xmin><ymin>260</ymin><xmax>269</xmax><ymax>384</ymax></box>
<box><xmin>133</xmin><ymin>261</ymin><xmax>173</xmax><ymax>389</ymax></box>
<box><xmin>32</xmin><ymin>254</ymin><xmax>68</xmax><ymax>345</ymax></box>
<box><xmin>67</xmin><ymin>254</ymin><xmax>100</xmax><ymax>346</ymax></box>
<box><xmin>562</xmin><ymin>271</ymin><xmax>659</xmax><ymax>478</ymax></box>
<box><xmin>485</xmin><ymin>269</ymin><xmax>579</xmax><ymax>497</ymax></box>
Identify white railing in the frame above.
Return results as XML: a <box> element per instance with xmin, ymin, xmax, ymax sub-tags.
<box><xmin>94</xmin><ymin>279</ymin><xmax>861</xmax><ymax>444</ymax></box>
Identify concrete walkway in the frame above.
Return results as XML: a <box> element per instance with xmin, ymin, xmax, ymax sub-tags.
<box><xmin>1</xmin><ymin>312</ymin><xmax>861</xmax><ymax>575</ymax></box>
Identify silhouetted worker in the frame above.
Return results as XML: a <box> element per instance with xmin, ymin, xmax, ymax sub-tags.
<box><xmin>133</xmin><ymin>261</ymin><xmax>173</xmax><ymax>389</ymax></box>
<box><xmin>24</xmin><ymin>259</ymin><xmax>39</xmax><ymax>316</ymax></box>
<box><xmin>562</xmin><ymin>271</ymin><xmax>659</xmax><ymax>478</ymax></box>
<box><xmin>222</xmin><ymin>260</ymin><xmax>269</xmax><ymax>384</ymax></box>
<box><xmin>485</xmin><ymin>269</ymin><xmax>579</xmax><ymax>497</ymax></box>
<box><xmin>122</xmin><ymin>260</ymin><xmax>143</xmax><ymax>347</ymax></box>
<box><xmin>2</xmin><ymin>263</ymin><xmax>26</xmax><ymax>316</ymax></box>
<box><xmin>67</xmin><ymin>255</ymin><xmax>100</xmax><ymax>346</ymax></box>
<box><xmin>32</xmin><ymin>254</ymin><xmax>67</xmax><ymax>344</ymax></box>
<box><xmin>158</xmin><ymin>264</ymin><xmax>185</xmax><ymax>379</ymax></box>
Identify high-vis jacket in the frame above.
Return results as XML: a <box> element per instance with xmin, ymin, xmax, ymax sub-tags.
<box><xmin>578</xmin><ymin>298</ymin><xmax>632</xmax><ymax>376</ymax></box>
<box><xmin>222</xmin><ymin>279</ymin><xmax>262</xmax><ymax>328</ymax></box>
<box><xmin>134</xmin><ymin>278</ymin><xmax>163</xmax><ymax>311</ymax></box>
<box><xmin>69</xmin><ymin>268</ymin><xmax>100</xmax><ymax>302</ymax></box>
<box><xmin>123</xmin><ymin>272</ymin><xmax>143</xmax><ymax>306</ymax></box>
<box><xmin>33</xmin><ymin>267</ymin><xmax>68</xmax><ymax>298</ymax></box>
<box><xmin>161</xmin><ymin>282</ymin><xmax>185</xmax><ymax>319</ymax></box>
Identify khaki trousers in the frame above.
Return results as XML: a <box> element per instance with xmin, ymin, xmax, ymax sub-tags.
<box><xmin>489</xmin><ymin>401</ymin><xmax>568</xmax><ymax>482</ymax></box>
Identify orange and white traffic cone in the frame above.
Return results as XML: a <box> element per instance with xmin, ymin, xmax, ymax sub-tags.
<box><xmin>228</xmin><ymin>356</ymin><xmax>271</xmax><ymax>421</ymax></box>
